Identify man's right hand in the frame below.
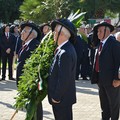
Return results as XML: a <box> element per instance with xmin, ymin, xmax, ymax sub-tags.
<box><xmin>6</xmin><ymin>48</ymin><xmax>11</xmax><ymax>54</ymax></box>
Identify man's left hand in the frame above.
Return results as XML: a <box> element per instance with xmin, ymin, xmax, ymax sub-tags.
<box><xmin>113</xmin><ymin>80</ymin><xmax>120</xmax><ymax>87</ymax></box>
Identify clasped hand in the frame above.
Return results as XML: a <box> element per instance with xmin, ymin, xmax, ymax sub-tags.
<box><xmin>113</xmin><ymin>80</ymin><xmax>120</xmax><ymax>87</ymax></box>
<box><xmin>6</xmin><ymin>48</ymin><xmax>11</xmax><ymax>54</ymax></box>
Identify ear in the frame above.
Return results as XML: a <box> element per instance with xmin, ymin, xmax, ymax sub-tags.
<box><xmin>60</xmin><ymin>31</ymin><xmax>64</xmax><ymax>36</ymax></box>
<box><xmin>107</xmin><ymin>29</ymin><xmax>111</xmax><ymax>35</ymax></box>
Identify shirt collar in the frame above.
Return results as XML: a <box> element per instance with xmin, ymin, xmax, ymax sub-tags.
<box><xmin>101</xmin><ymin>34</ymin><xmax>111</xmax><ymax>46</ymax></box>
<box><xmin>57</xmin><ymin>40</ymin><xmax>68</xmax><ymax>49</ymax></box>
<box><xmin>5</xmin><ymin>32</ymin><xmax>9</xmax><ymax>36</ymax></box>
<box><xmin>24</xmin><ymin>39</ymin><xmax>33</xmax><ymax>46</ymax></box>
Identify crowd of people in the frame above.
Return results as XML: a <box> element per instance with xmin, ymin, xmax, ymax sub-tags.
<box><xmin>0</xmin><ymin>19</ymin><xmax>120</xmax><ymax>120</ymax></box>
<box><xmin>0</xmin><ymin>21</ymin><xmax>120</xmax><ymax>82</ymax></box>
<box><xmin>0</xmin><ymin>22</ymin><xmax>50</xmax><ymax>82</ymax></box>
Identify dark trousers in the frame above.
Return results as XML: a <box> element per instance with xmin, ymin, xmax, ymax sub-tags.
<box><xmin>81</xmin><ymin>56</ymin><xmax>90</xmax><ymax>78</ymax></box>
<box><xmin>98</xmin><ymin>84</ymin><xmax>120</xmax><ymax>120</ymax></box>
<box><xmin>0</xmin><ymin>55</ymin><xmax>1</xmax><ymax>75</ymax></box>
<box><xmin>16</xmin><ymin>63</ymin><xmax>23</xmax><ymax>86</ymax></box>
<box><xmin>52</xmin><ymin>105</ymin><xmax>73</xmax><ymax>120</ymax></box>
<box><xmin>32</xmin><ymin>102</ymin><xmax>43</xmax><ymax>120</ymax></box>
<box><xmin>76</xmin><ymin>58</ymin><xmax>82</xmax><ymax>80</ymax></box>
<box><xmin>1</xmin><ymin>53</ymin><xmax>14</xmax><ymax>79</ymax></box>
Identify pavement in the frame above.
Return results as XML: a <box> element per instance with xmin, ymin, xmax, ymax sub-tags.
<box><xmin>0</xmin><ymin>71</ymin><xmax>102</xmax><ymax>120</ymax></box>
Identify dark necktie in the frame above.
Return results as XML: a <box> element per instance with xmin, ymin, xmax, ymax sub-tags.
<box><xmin>21</xmin><ymin>45</ymin><xmax>28</xmax><ymax>52</ymax></box>
<box><xmin>6</xmin><ymin>33</ymin><xmax>9</xmax><ymax>40</ymax></box>
<box><xmin>18</xmin><ymin>45</ymin><xmax>27</xmax><ymax>57</ymax></box>
<box><xmin>95</xmin><ymin>42</ymin><xmax>103</xmax><ymax>72</ymax></box>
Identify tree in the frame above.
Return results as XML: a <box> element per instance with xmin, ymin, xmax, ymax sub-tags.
<box><xmin>106</xmin><ymin>0</ymin><xmax>120</xmax><ymax>26</ymax></box>
<box><xmin>80</xmin><ymin>0</ymin><xmax>120</xmax><ymax>20</ymax></box>
<box><xmin>0</xmin><ymin>0</ymin><xmax>23</xmax><ymax>23</ymax></box>
<box><xmin>20</xmin><ymin>0</ymin><xmax>80</xmax><ymax>24</ymax></box>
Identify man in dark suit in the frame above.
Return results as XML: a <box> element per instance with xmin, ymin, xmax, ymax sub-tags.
<box><xmin>48</xmin><ymin>19</ymin><xmax>77</xmax><ymax>120</ymax></box>
<box><xmin>74</xmin><ymin>35</ymin><xmax>84</xmax><ymax>80</ymax></box>
<box><xmin>16</xmin><ymin>22</ymin><xmax>43</xmax><ymax>120</ymax></box>
<box><xmin>0</xmin><ymin>27</ymin><xmax>2</xmax><ymax>75</ymax></box>
<box><xmin>87</xmin><ymin>31</ymin><xmax>96</xmax><ymax>79</ymax></box>
<box><xmin>0</xmin><ymin>25</ymin><xmax>16</xmax><ymax>80</ymax></box>
<box><xmin>91</xmin><ymin>22</ymin><xmax>120</xmax><ymax>120</ymax></box>
<box><xmin>78</xmin><ymin>25</ymin><xmax>90</xmax><ymax>80</ymax></box>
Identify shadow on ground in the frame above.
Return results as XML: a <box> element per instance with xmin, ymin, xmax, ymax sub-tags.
<box><xmin>76</xmin><ymin>80</ymin><xmax>98</xmax><ymax>95</ymax></box>
<box><xmin>0</xmin><ymin>80</ymin><xmax>17</xmax><ymax>91</ymax></box>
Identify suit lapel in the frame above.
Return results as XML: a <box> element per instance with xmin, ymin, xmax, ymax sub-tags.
<box><xmin>55</xmin><ymin>41</ymin><xmax>70</xmax><ymax>56</ymax></box>
<box><xmin>100</xmin><ymin>37</ymin><xmax>111</xmax><ymax>56</ymax></box>
<box><xmin>18</xmin><ymin>40</ymin><xmax>34</xmax><ymax>58</ymax></box>
<box><xmin>51</xmin><ymin>42</ymin><xmax>70</xmax><ymax>72</ymax></box>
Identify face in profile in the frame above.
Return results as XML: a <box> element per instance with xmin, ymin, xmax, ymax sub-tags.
<box><xmin>43</xmin><ymin>25</ymin><xmax>50</xmax><ymax>34</ymax></box>
<box><xmin>14</xmin><ymin>26</ymin><xmax>19</xmax><ymax>33</ymax></box>
<box><xmin>21</xmin><ymin>26</ymin><xmax>31</xmax><ymax>41</ymax></box>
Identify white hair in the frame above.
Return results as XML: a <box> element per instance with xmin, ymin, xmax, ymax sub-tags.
<box><xmin>27</xmin><ymin>26</ymin><xmax>32</xmax><ymax>32</ymax></box>
<box><xmin>114</xmin><ymin>32</ymin><xmax>120</xmax><ymax>40</ymax></box>
<box><xmin>55</xmin><ymin>25</ymin><xmax>71</xmax><ymax>39</ymax></box>
<box><xmin>32</xmin><ymin>29</ymin><xmax>38</xmax><ymax>38</ymax></box>
<box><xmin>26</xmin><ymin>26</ymin><xmax>38</xmax><ymax>38</ymax></box>
<box><xmin>106</xmin><ymin>26</ymin><xmax>111</xmax><ymax>31</ymax></box>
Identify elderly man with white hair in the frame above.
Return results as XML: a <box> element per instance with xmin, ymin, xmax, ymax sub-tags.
<box><xmin>92</xmin><ymin>21</ymin><xmax>120</xmax><ymax>120</ymax></box>
<box><xmin>48</xmin><ymin>19</ymin><xmax>77</xmax><ymax>120</ymax></box>
<box><xmin>16</xmin><ymin>22</ymin><xmax>43</xmax><ymax>120</ymax></box>
<box><xmin>16</xmin><ymin>22</ymin><xmax>40</xmax><ymax>85</ymax></box>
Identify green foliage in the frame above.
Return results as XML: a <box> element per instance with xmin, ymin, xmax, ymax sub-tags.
<box><xmin>14</xmin><ymin>32</ymin><xmax>56</xmax><ymax>120</ymax></box>
<box><xmin>19</xmin><ymin>0</ymin><xmax>120</xmax><ymax>24</ymax></box>
<box><xmin>68</xmin><ymin>9</ymin><xmax>86</xmax><ymax>28</ymax></box>
<box><xmin>0</xmin><ymin>0</ymin><xmax>120</xmax><ymax>24</ymax></box>
<box><xmin>105</xmin><ymin>10</ymin><xmax>118</xmax><ymax>18</ymax></box>
<box><xmin>20</xmin><ymin>0</ymin><xmax>80</xmax><ymax>24</ymax></box>
<box><xmin>0</xmin><ymin>0</ymin><xmax>23</xmax><ymax>23</ymax></box>
<box><xmin>80</xmin><ymin>0</ymin><xmax>120</xmax><ymax>19</ymax></box>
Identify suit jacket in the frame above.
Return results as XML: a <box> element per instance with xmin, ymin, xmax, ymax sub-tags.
<box><xmin>0</xmin><ymin>37</ymin><xmax>1</xmax><ymax>75</ymax></box>
<box><xmin>16</xmin><ymin>39</ymin><xmax>39</xmax><ymax>83</ymax></box>
<box><xmin>0</xmin><ymin>33</ymin><xmax>16</xmax><ymax>56</ymax></box>
<box><xmin>14</xmin><ymin>36</ymin><xmax>22</xmax><ymax>54</ymax></box>
<box><xmin>91</xmin><ymin>36</ymin><xmax>120</xmax><ymax>85</ymax></box>
<box><xmin>48</xmin><ymin>41</ymin><xmax>77</xmax><ymax>107</ymax></box>
<box><xmin>74</xmin><ymin>35</ymin><xmax>84</xmax><ymax>62</ymax></box>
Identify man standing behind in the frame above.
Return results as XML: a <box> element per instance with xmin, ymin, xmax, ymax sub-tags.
<box><xmin>78</xmin><ymin>24</ymin><xmax>89</xmax><ymax>80</ymax></box>
<box><xmin>48</xmin><ymin>19</ymin><xmax>77</xmax><ymax>120</ymax></box>
<box><xmin>0</xmin><ymin>24</ymin><xmax>16</xmax><ymax>80</ymax></box>
<box><xmin>91</xmin><ymin>22</ymin><xmax>120</xmax><ymax>120</ymax></box>
<box><xmin>16</xmin><ymin>22</ymin><xmax>43</xmax><ymax>120</ymax></box>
